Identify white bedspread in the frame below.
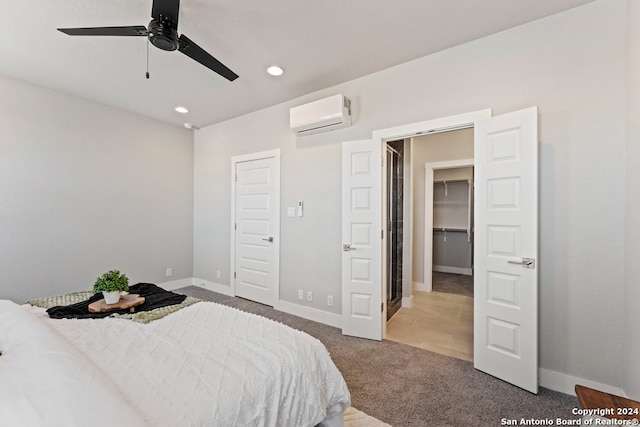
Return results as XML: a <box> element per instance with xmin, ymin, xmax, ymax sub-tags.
<box><xmin>27</xmin><ymin>300</ymin><xmax>350</xmax><ymax>427</ymax></box>
<box><xmin>0</xmin><ymin>300</ymin><xmax>146</xmax><ymax>427</ymax></box>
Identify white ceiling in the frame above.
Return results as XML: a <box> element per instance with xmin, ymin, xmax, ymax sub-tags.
<box><xmin>2</xmin><ymin>0</ymin><xmax>596</xmax><ymax>128</ymax></box>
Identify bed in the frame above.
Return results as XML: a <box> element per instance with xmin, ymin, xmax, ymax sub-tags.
<box><xmin>0</xmin><ymin>291</ymin><xmax>351</xmax><ymax>427</ymax></box>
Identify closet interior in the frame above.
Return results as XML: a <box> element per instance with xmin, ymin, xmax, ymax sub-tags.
<box><xmin>432</xmin><ymin>168</ymin><xmax>473</xmax><ymax>276</ymax></box>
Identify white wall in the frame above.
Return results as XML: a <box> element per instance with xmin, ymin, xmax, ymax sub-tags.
<box><xmin>194</xmin><ymin>0</ymin><xmax>628</xmax><ymax>390</ymax></box>
<box><xmin>411</xmin><ymin>129</ymin><xmax>474</xmax><ymax>284</ymax></box>
<box><xmin>0</xmin><ymin>75</ymin><xmax>194</xmax><ymax>303</ymax></box>
<box><xmin>624</xmin><ymin>0</ymin><xmax>640</xmax><ymax>401</ymax></box>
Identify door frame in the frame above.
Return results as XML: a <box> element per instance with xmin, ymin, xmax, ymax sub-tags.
<box><xmin>371</xmin><ymin>109</ymin><xmax>491</xmax><ymax>337</ymax></box>
<box><xmin>385</xmin><ymin>144</ymin><xmax>402</xmax><ymax>318</ymax></box>
<box><xmin>423</xmin><ymin>158</ymin><xmax>474</xmax><ymax>292</ymax></box>
<box><xmin>230</xmin><ymin>149</ymin><xmax>281</xmax><ymax>301</ymax></box>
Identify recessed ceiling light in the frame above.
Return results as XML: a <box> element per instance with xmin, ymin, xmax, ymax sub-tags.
<box><xmin>266</xmin><ymin>65</ymin><xmax>284</xmax><ymax>76</ymax></box>
<box><xmin>174</xmin><ymin>106</ymin><xmax>189</xmax><ymax>114</ymax></box>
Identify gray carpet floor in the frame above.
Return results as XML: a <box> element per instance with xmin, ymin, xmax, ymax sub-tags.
<box><xmin>432</xmin><ymin>272</ymin><xmax>474</xmax><ymax>297</ymax></box>
<box><xmin>176</xmin><ymin>286</ymin><xmax>579</xmax><ymax>427</ymax></box>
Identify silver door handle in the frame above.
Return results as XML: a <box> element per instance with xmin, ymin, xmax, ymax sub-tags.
<box><xmin>342</xmin><ymin>244</ymin><xmax>355</xmax><ymax>251</ymax></box>
<box><xmin>262</xmin><ymin>237</ymin><xmax>273</xmax><ymax>242</ymax></box>
<box><xmin>507</xmin><ymin>257</ymin><xmax>535</xmax><ymax>269</ymax></box>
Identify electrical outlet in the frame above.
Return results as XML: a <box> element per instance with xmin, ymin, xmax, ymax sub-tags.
<box><xmin>216</xmin><ymin>270</ymin><xmax>221</xmax><ymax>279</ymax></box>
<box><xmin>298</xmin><ymin>290</ymin><xmax>304</xmax><ymax>300</ymax></box>
<box><xmin>166</xmin><ymin>268</ymin><xmax>172</xmax><ymax>277</ymax></box>
<box><xmin>327</xmin><ymin>295</ymin><xmax>334</xmax><ymax>307</ymax></box>
<box><xmin>306</xmin><ymin>291</ymin><xmax>313</xmax><ymax>302</ymax></box>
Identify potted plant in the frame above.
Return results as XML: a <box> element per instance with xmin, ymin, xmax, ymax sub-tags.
<box><xmin>93</xmin><ymin>270</ymin><xmax>129</xmax><ymax>304</ymax></box>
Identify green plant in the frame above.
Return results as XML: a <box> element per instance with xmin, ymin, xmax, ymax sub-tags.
<box><xmin>93</xmin><ymin>270</ymin><xmax>129</xmax><ymax>293</ymax></box>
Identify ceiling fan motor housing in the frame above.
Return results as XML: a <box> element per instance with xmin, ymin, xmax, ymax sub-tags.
<box><xmin>148</xmin><ymin>18</ymin><xmax>178</xmax><ymax>51</ymax></box>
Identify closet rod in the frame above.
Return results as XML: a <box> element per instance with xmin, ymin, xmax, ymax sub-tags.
<box><xmin>433</xmin><ymin>227</ymin><xmax>469</xmax><ymax>232</ymax></box>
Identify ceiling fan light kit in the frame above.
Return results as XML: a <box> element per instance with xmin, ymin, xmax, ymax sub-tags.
<box><xmin>57</xmin><ymin>0</ymin><xmax>238</xmax><ymax>81</ymax></box>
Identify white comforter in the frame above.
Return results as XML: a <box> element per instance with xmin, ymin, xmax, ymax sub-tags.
<box><xmin>2</xmin><ymin>299</ymin><xmax>350</xmax><ymax>427</ymax></box>
<box><xmin>0</xmin><ymin>300</ymin><xmax>145</xmax><ymax>427</ymax></box>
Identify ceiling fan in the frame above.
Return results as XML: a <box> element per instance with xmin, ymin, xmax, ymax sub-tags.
<box><xmin>57</xmin><ymin>0</ymin><xmax>238</xmax><ymax>81</ymax></box>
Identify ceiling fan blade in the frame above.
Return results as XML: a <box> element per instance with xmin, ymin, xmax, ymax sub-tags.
<box><xmin>152</xmin><ymin>0</ymin><xmax>180</xmax><ymax>29</ymax></box>
<box><xmin>178</xmin><ymin>34</ymin><xmax>239</xmax><ymax>81</ymax></box>
<box><xmin>58</xmin><ymin>26</ymin><xmax>148</xmax><ymax>37</ymax></box>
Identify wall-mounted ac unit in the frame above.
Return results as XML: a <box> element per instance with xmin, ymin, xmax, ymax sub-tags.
<box><xmin>290</xmin><ymin>94</ymin><xmax>352</xmax><ymax>136</ymax></box>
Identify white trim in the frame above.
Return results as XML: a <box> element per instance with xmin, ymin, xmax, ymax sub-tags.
<box><xmin>424</xmin><ymin>158</ymin><xmax>474</xmax><ymax>293</ymax></box>
<box><xmin>191</xmin><ymin>278</ymin><xmax>234</xmax><ymax>296</ymax></box>
<box><xmin>275</xmin><ymin>300</ymin><xmax>342</xmax><ymax>329</ymax></box>
<box><xmin>413</xmin><ymin>281</ymin><xmax>430</xmax><ymax>293</ymax></box>
<box><xmin>402</xmin><ymin>139</ymin><xmax>413</xmax><ymax>310</ymax></box>
<box><xmin>402</xmin><ymin>294</ymin><xmax>414</xmax><ymax>308</ymax></box>
<box><xmin>539</xmin><ymin>368</ymin><xmax>624</xmax><ymax>397</ymax></box>
<box><xmin>160</xmin><ymin>277</ymin><xmax>233</xmax><ymax>295</ymax></box>
<box><xmin>372</xmin><ymin>109</ymin><xmax>492</xmax><ymax>142</ymax></box>
<box><xmin>165</xmin><ymin>276</ymin><xmax>341</xmax><ymax>328</ymax></box>
<box><xmin>231</xmin><ymin>149</ymin><xmax>281</xmax><ymax>163</ymax></box>
<box><xmin>158</xmin><ymin>278</ymin><xmax>194</xmax><ymax>291</ymax></box>
<box><xmin>433</xmin><ymin>265</ymin><xmax>473</xmax><ymax>276</ymax></box>
<box><xmin>370</xmin><ymin>109</ymin><xmax>491</xmax><ymax>328</ymax></box>
<box><xmin>230</xmin><ymin>149</ymin><xmax>281</xmax><ymax>305</ymax></box>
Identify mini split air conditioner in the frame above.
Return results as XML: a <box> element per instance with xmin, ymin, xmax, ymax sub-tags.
<box><xmin>290</xmin><ymin>94</ymin><xmax>352</xmax><ymax>136</ymax></box>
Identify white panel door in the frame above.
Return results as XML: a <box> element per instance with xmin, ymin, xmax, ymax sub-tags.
<box><xmin>474</xmin><ymin>107</ymin><xmax>538</xmax><ymax>393</ymax></box>
<box><xmin>235</xmin><ymin>157</ymin><xmax>277</xmax><ymax>306</ymax></box>
<box><xmin>341</xmin><ymin>139</ymin><xmax>382</xmax><ymax>340</ymax></box>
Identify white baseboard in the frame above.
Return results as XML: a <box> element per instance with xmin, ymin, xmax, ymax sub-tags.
<box><xmin>170</xmin><ymin>277</ymin><xmax>339</xmax><ymax>327</ymax></box>
<box><xmin>539</xmin><ymin>368</ymin><xmax>624</xmax><ymax>397</ymax></box>
<box><xmin>402</xmin><ymin>295</ymin><xmax>414</xmax><ymax>308</ymax></box>
<box><xmin>433</xmin><ymin>265</ymin><xmax>473</xmax><ymax>276</ymax></box>
<box><xmin>275</xmin><ymin>299</ymin><xmax>342</xmax><ymax>329</ymax></box>
<box><xmin>190</xmin><ymin>278</ymin><xmax>234</xmax><ymax>296</ymax></box>
<box><xmin>413</xmin><ymin>281</ymin><xmax>431</xmax><ymax>292</ymax></box>
<box><xmin>158</xmin><ymin>278</ymin><xmax>194</xmax><ymax>291</ymax></box>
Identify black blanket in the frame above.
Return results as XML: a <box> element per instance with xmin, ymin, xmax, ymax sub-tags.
<box><xmin>47</xmin><ymin>283</ymin><xmax>187</xmax><ymax>319</ymax></box>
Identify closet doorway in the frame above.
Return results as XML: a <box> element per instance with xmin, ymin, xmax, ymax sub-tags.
<box><xmin>386</xmin><ymin>129</ymin><xmax>474</xmax><ymax>362</ymax></box>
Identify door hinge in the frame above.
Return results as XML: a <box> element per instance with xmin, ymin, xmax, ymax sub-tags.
<box><xmin>381</xmin><ymin>302</ymin><xmax>384</xmax><ymax>312</ymax></box>
<box><xmin>234</xmin><ymin>223</ymin><xmax>237</xmax><ymax>230</ymax></box>
<box><xmin>235</xmin><ymin>174</ymin><xmax>237</xmax><ymax>182</ymax></box>
<box><xmin>234</xmin><ymin>272</ymin><xmax>236</xmax><ymax>279</ymax></box>
<box><xmin>381</xmin><ymin>229</ymin><xmax>384</xmax><ymax>239</ymax></box>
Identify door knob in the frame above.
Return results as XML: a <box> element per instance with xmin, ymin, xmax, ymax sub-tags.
<box><xmin>507</xmin><ymin>257</ymin><xmax>535</xmax><ymax>269</ymax></box>
<box><xmin>342</xmin><ymin>244</ymin><xmax>355</xmax><ymax>251</ymax></box>
<box><xmin>262</xmin><ymin>237</ymin><xmax>274</xmax><ymax>242</ymax></box>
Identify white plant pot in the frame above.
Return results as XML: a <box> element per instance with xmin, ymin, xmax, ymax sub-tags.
<box><xmin>102</xmin><ymin>291</ymin><xmax>121</xmax><ymax>304</ymax></box>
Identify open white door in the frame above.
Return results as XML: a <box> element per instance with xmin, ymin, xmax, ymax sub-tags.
<box><xmin>474</xmin><ymin>107</ymin><xmax>538</xmax><ymax>393</ymax></box>
<box><xmin>341</xmin><ymin>139</ymin><xmax>382</xmax><ymax>340</ymax></box>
